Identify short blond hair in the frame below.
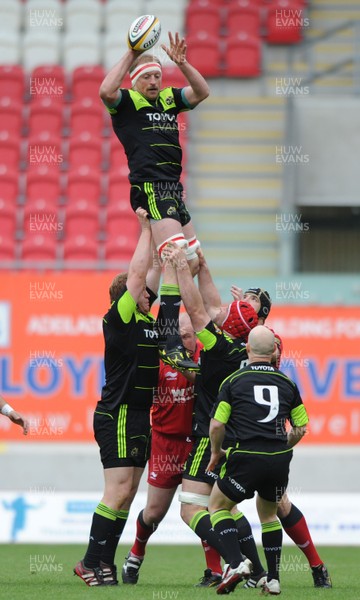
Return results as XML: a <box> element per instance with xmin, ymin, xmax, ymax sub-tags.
<box><xmin>129</xmin><ymin>53</ymin><xmax>162</xmax><ymax>77</ymax></box>
<box><xmin>109</xmin><ymin>273</ymin><xmax>128</xmax><ymax>302</ymax></box>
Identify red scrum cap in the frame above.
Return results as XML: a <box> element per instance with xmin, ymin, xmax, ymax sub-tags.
<box><xmin>221</xmin><ymin>301</ymin><xmax>258</xmax><ymax>341</ymax></box>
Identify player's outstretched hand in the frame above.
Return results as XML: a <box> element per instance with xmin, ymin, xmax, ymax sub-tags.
<box><xmin>161</xmin><ymin>32</ymin><xmax>187</xmax><ymax>66</ymax></box>
<box><xmin>230</xmin><ymin>285</ymin><xmax>244</xmax><ymax>302</ymax></box>
<box><xmin>8</xmin><ymin>411</ymin><xmax>29</xmax><ymax>435</ymax></box>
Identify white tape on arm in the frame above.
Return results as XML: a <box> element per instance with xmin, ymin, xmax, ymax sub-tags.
<box><xmin>1</xmin><ymin>403</ymin><xmax>15</xmax><ymax>417</ymax></box>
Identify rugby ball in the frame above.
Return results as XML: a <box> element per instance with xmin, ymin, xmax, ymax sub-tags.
<box><xmin>128</xmin><ymin>15</ymin><xmax>161</xmax><ymax>52</ymax></box>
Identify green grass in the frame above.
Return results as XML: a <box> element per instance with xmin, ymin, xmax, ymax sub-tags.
<box><xmin>0</xmin><ymin>544</ymin><xmax>359</xmax><ymax>599</ymax></box>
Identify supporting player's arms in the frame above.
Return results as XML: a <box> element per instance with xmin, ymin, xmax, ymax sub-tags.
<box><xmin>207</xmin><ymin>418</ymin><xmax>226</xmax><ymax>472</ymax></box>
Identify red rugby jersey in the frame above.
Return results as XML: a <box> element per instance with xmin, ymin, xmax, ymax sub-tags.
<box><xmin>151</xmin><ymin>342</ymin><xmax>202</xmax><ymax>436</ymax></box>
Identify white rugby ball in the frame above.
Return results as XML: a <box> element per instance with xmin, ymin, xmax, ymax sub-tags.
<box><xmin>128</xmin><ymin>15</ymin><xmax>161</xmax><ymax>52</ymax></box>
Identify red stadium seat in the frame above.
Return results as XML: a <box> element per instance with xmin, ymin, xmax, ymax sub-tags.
<box><xmin>0</xmin><ymin>166</ymin><xmax>19</xmax><ymax>202</ymax></box>
<box><xmin>65</xmin><ymin>200</ymin><xmax>100</xmax><ymax>237</ymax></box>
<box><xmin>0</xmin><ymin>198</ymin><xmax>17</xmax><ymax>238</ymax></box>
<box><xmin>161</xmin><ymin>64</ymin><xmax>187</xmax><ymax>89</ymax></box>
<box><xmin>107</xmin><ymin>171</ymin><xmax>131</xmax><ymax>205</ymax></box>
<box><xmin>226</xmin><ymin>1</ymin><xmax>262</xmax><ymax>37</ymax></box>
<box><xmin>66</xmin><ymin>166</ymin><xmax>102</xmax><ymax>204</ymax></box>
<box><xmin>265</xmin><ymin>0</ymin><xmax>304</xmax><ymax>44</ymax></box>
<box><xmin>107</xmin><ymin>136</ymin><xmax>128</xmax><ymax>173</ymax></box>
<box><xmin>71</xmin><ymin>65</ymin><xmax>105</xmax><ymax>102</ymax></box>
<box><xmin>67</xmin><ymin>132</ymin><xmax>103</xmax><ymax>170</ymax></box>
<box><xmin>105</xmin><ymin>206</ymin><xmax>140</xmax><ymax>238</ymax></box>
<box><xmin>27</xmin><ymin>98</ymin><xmax>64</xmax><ymax>137</ymax></box>
<box><xmin>186</xmin><ymin>32</ymin><xmax>223</xmax><ymax>77</ymax></box>
<box><xmin>63</xmin><ymin>234</ymin><xmax>99</xmax><ymax>261</ymax></box>
<box><xmin>0</xmin><ymin>234</ymin><xmax>16</xmax><ymax>261</ymax></box>
<box><xmin>68</xmin><ymin>97</ymin><xmax>104</xmax><ymax>137</ymax></box>
<box><xmin>21</xmin><ymin>233</ymin><xmax>58</xmax><ymax>260</ymax></box>
<box><xmin>27</xmin><ymin>133</ymin><xmax>63</xmax><ymax>171</ymax></box>
<box><xmin>186</xmin><ymin>0</ymin><xmax>223</xmax><ymax>36</ymax></box>
<box><xmin>224</xmin><ymin>32</ymin><xmax>262</xmax><ymax>77</ymax></box>
<box><xmin>23</xmin><ymin>203</ymin><xmax>60</xmax><ymax>237</ymax></box>
<box><xmin>30</xmin><ymin>65</ymin><xmax>66</xmax><ymax>104</ymax></box>
<box><xmin>0</xmin><ymin>65</ymin><xmax>25</xmax><ymax>102</ymax></box>
<box><xmin>0</xmin><ymin>132</ymin><xmax>21</xmax><ymax>170</ymax></box>
<box><xmin>0</xmin><ymin>98</ymin><xmax>23</xmax><ymax>137</ymax></box>
<box><xmin>25</xmin><ymin>165</ymin><xmax>62</xmax><ymax>203</ymax></box>
<box><xmin>104</xmin><ymin>233</ymin><xmax>138</xmax><ymax>263</ymax></box>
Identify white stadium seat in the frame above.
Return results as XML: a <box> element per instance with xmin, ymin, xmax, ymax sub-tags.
<box><xmin>0</xmin><ymin>32</ymin><xmax>21</xmax><ymax>64</ymax></box>
<box><xmin>102</xmin><ymin>32</ymin><xmax>129</xmax><ymax>72</ymax></box>
<box><xmin>64</xmin><ymin>0</ymin><xmax>103</xmax><ymax>34</ymax></box>
<box><xmin>23</xmin><ymin>30</ymin><xmax>62</xmax><ymax>71</ymax></box>
<box><xmin>63</xmin><ymin>32</ymin><xmax>102</xmax><ymax>71</ymax></box>
<box><xmin>24</xmin><ymin>0</ymin><xmax>63</xmax><ymax>31</ymax></box>
<box><xmin>104</xmin><ymin>0</ymin><xmax>144</xmax><ymax>35</ymax></box>
<box><xmin>0</xmin><ymin>0</ymin><xmax>23</xmax><ymax>33</ymax></box>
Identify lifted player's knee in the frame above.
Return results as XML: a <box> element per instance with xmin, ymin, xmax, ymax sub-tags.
<box><xmin>157</xmin><ymin>233</ymin><xmax>188</xmax><ymax>260</ymax></box>
<box><xmin>185</xmin><ymin>236</ymin><xmax>201</xmax><ymax>261</ymax></box>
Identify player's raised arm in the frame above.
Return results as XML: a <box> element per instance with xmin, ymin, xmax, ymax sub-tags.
<box><xmin>161</xmin><ymin>32</ymin><xmax>210</xmax><ymax>106</ymax></box>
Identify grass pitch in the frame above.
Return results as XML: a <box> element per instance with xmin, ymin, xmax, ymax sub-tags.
<box><xmin>0</xmin><ymin>544</ymin><xmax>358</xmax><ymax>600</ymax></box>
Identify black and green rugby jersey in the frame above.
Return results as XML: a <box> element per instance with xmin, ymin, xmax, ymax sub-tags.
<box><xmin>96</xmin><ymin>287</ymin><xmax>159</xmax><ymax>412</ymax></box>
<box><xmin>193</xmin><ymin>321</ymin><xmax>249</xmax><ymax>438</ymax></box>
<box><xmin>104</xmin><ymin>87</ymin><xmax>192</xmax><ymax>183</ymax></box>
<box><xmin>212</xmin><ymin>362</ymin><xmax>309</xmax><ymax>452</ymax></box>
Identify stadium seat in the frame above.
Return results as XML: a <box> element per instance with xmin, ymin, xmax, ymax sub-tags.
<box><xmin>0</xmin><ymin>166</ymin><xmax>19</xmax><ymax>202</ymax></box>
<box><xmin>67</xmin><ymin>133</ymin><xmax>103</xmax><ymax>170</ymax></box>
<box><xmin>0</xmin><ymin>0</ymin><xmax>23</xmax><ymax>32</ymax></box>
<box><xmin>21</xmin><ymin>233</ymin><xmax>58</xmax><ymax>260</ymax></box>
<box><xmin>24</xmin><ymin>0</ymin><xmax>63</xmax><ymax>30</ymax></box>
<box><xmin>66</xmin><ymin>166</ymin><xmax>102</xmax><ymax>204</ymax></box>
<box><xmin>23</xmin><ymin>30</ymin><xmax>62</xmax><ymax>71</ymax></box>
<box><xmin>27</xmin><ymin>98</ymin><xmax>64</xmax><ymax>137</ymax></box>
<box><xmin>224</xmin><ymin>32</ymin><xmax>262</xmax><ymax>77</ymax></box>
<box><xmin>185</xmin><ymin>32</ymin><xmax>223</xmax><ymax>77</ymax></box>
<box><xmin>104</xmin><ymin>0</ymin><xmax>144</xmax><ymax>35</ymax></box>
<box><xmin>226</xmin><ymin>1</ymin><xmax>262</xmax><ymax>37</ymax></box>
<box><xmin>265</xmin><ymin>0</ymin><xmax>304</xmax><ymax>44</ymax></box>
<box><xmin>23</xmin><ymin>196</ymin><xmax>58</xmax><ymax>216</ymax></box>
<box><xmin>107</xmin><ymin>136</ymin><xmax>128</xmax><ymax>173</ymax></box>
<box><xmin>71</xmin><ymin>65</ymin><xmax>105</xmax><ymax>102</ymax></box>
<box><xmin>0</xmin><ymin>31</ymin><xmax>22</xmax><ymax>64</ymax></box>
<box><xmin>0</xmin><ymin>133</ymin><xmax>21</xmax><ymax>171</ymax></box>
<box><xmin>64</xmin><ymin>200</ymin><xmax>100</xmax><ymax>237</ymax></box>
<box><xmin>107</xmin><ymin>171</ymin><xmax>131</xmax><ymax>205</ymax></box>
<box><xmin>63</xmin><ymin>234</ymin><xmax>99</xmax><ymax>261</ymax></box>
<box><xmin>0</xmin><ymin>234</ymin><xmax>16</xmax><ymax>261</ymax></box>
<box><xmin>0</xmin><ymin>198</ymin><xmax>17</xmax><ymax>238</ymax></box>
<box><xmin>64</xmin><ymin>0</ymin><xmax>103</xmax><ymax>34</ymax></box>
<box><xmin>186</xmin><ymin>0</ymin><xmax>223</xmax><ymax>37</ymax></box>
<box><xmin>105</xmin><ymin>206</ymin><xmax>140</xmax><ymax>238</ymax></box>
<box><xmin>25</xmin><ymin>166</ymin><xmax>62</xmax><ymax>203</ymax></box>
<box><xmin>161</xmin><ymin>64</ymin><xmax>187</xmax><ymax>89</ymax></box>
<box><xmin>27</xmin><ymin>133</ymin><xmax>63</xmax><ymax>171</ymax></box>
<box><xmin>0</xmin><ymin>98</ymin><xmax>23</xmax><ymax>137</ymax></box>
<box><xmin>102</xmin><ymin>33</ymin><xmax>129</xmax><ymax>72</ymax></box>
<box><xmin>68</xmin><ymin>97</ymin><xmax>104</xmax><ymax>137</ymax></box>
<box><xmin>104</xmin><ymin>233</ymin><xmax>138</xmax><ymax>263</ymax></box>
<box><xmin>63</xmin><ymin>32</ymin><xmax>102</xmax><ymax>71</ymax></box>
<box><xmin>0</xmin><ymin>66</ymin><xmax>25</xmax><ymax>102</ymax></box>
<box><xmin>30</xmin><ymin>65</ymin><xmax>66</xmax><ymax>104</ymax></box>
<box><xmin>23</xmin><ymin>203</ymin><xmax>59</xmax><ymax>237</ymax></box>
